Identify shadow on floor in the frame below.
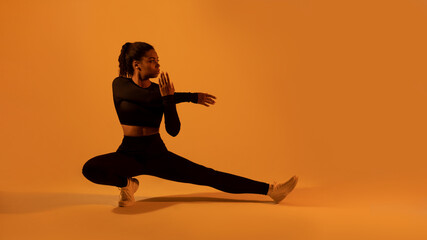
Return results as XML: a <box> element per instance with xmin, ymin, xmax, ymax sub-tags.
<box><xmin>0</xmin><ymin>186</ymin><xmax>361</xmax><ymax>214</ymax></box>
<box><xmin>112</xmin><ymin>192</ymin><xmax>273</xmax><ymax>214</ymax></box>
<box><xmin>111</xmin><ymin>186</ymin><xmax>355</xmax><ymax>214</ymax></box>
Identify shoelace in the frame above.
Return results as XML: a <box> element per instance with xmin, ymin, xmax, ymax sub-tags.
<box><xmin>270</xmin><ymin>178</ymin><xmax>296</xmax><ymax>194</ymax></box>
<box><xmin>280</xmin><ymin>178</ymin><xmax>297</xmax><ymax>191</ymax></box>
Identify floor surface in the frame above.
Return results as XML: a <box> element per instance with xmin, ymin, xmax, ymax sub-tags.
<box><xmin>1</xmin><ymin>179</ymin><xmax>426</xmax><ymax>240</ymax></box>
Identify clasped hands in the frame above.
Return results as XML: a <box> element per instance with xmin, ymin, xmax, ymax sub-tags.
<box><xmin>159</xmin><ymin>71</ymin><xmax>216</xmax><ymax>107</ymax></box>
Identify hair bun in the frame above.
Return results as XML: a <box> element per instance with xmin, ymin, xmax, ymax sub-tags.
<box><xmin>123</xmin><ymin>42</ymin><xmax>131</xmax><ymax>53</ymax></box>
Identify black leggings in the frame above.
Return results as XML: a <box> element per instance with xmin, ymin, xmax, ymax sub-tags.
<box><xmin>82</xmin><ymin>133</ymin><xmax>269</xmax><ymax>195</ymax></box>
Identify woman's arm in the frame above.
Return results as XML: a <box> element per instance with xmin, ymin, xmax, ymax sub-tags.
<box><xmin>163</xmin><ymin>92</ymin><xmax>217</xmax><ymax>136</ymax></box>
<box><xmin>159</xmin><ymin>72</ymin><xmax>181</xmax><ymax>137</ymax></box>
<box><xmin>162</xmin><ymin>94</ymin><xmax>180</xmax><ymax>137</ymax></box>
<box><xmin>174</xmin><ymin>92</ymin><xmax>217</xmax><ymax>106</ymax></box>
<box><xmin>159</xmin><ymin>72</ymin><xmax>217</xmax><ymax>136</ymax></box>
<box><xmin>174</xmin><ymin>92</ymin><xmax>198</xmax><ymax>104</ymax></box>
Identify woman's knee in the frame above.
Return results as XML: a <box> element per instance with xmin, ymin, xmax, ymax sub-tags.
<box><xmin>82</xmin><ymin>152</ymin><xmax>135</xmax><ymax>184</ymax></box>
<box><xmin>82</xmin><ymin>156</ymin><xmax>103</xmax><ymax>182</ymax></box>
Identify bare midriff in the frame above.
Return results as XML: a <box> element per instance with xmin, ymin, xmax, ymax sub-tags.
<box><xmin>121</xmin><ymin>124</ymin><xmax>160</xmax><ymax>136</ymax></box>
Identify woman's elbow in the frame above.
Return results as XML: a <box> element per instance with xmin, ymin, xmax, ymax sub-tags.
<box><xmin>168</xmin><ymin>129</ymin><xmax>180</xmax><ymax>137</ymax></box>
<box><xmin>166</xmin><ymin>125</ymin><xmax>181</xmax><ymax>137</ymax></box>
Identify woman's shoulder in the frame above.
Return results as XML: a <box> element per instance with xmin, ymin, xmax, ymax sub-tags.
<box><xmin>112</xmin><ymin>76</ymin><xmax>129</xmax><ymax>85</ymax></box>
<box><xmin>113</xmin><ymin>76</ymin><xmax>130</xmax><ymax>81</ymax></box>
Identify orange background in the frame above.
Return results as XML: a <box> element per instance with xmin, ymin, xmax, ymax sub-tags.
<box><xmin>1</xmin><ymin>0</ymin><xmax>426</xmax><ymax>239</ymax></box>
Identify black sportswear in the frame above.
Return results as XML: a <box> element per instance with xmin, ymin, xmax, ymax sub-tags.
<box><xmin>112</xmin><ymin>76</ymin><xmax>198</xmax><ymax>137</ymax></box>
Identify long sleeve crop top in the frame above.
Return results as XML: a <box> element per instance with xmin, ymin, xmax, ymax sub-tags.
<box><xmin>112</xmin><ymin>76</ymin><xmax>198</xmax><ymax>137</ymax></box>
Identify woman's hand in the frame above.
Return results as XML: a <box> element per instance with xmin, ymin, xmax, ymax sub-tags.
<box><xmin>197</xmin><ymin>92</ymin><xmax>216</xmax><ymax>107</ymax></box>
<box><xmin>159</xmin><ymin>72</ymin><xmax>175</xmax><ymax>96</ymax></box>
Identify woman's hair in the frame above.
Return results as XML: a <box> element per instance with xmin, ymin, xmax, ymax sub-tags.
<box><xmin>118</xmin><ymin>42</ymin><xmax>154</xmax><ymax>78</ymax></box>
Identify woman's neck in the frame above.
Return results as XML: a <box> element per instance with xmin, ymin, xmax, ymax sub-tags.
<box><xmin>132</xmin><ymin>74</ymin><xmax>151</xmax><ymax>88</ymax></box>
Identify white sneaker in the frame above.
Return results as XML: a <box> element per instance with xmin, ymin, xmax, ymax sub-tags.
<box><xmin>267</xmin><ymin>175</ymin><xmax>298</xmax><ymax>204</ymax></box>
<box><xmin>118</xmin><ymin>177</ymin><xmax>139</xmax><ymax>207</ymax></box>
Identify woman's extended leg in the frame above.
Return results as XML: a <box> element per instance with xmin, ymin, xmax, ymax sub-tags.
<box><xmin>136</xmin><ymin>150</ymin><xmax>270</xmax><ymax>195</ymax></box>
<box><xmin>82</xmin><ymin>150</ymin><xmax>269</xmax><ymax>194</ymax></box>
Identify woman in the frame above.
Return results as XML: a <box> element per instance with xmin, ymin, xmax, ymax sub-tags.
<box><xmin>82</xmin><ymin>42</ymin><xmax>298</xmax><ymax>207</ymax></box>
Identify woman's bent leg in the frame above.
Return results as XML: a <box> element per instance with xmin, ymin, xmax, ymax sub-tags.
<box><xmin>82</xmin><ymin>152</ymin><xmax>144</xmax><ymax>188</ymax></box>
<box><xmin>138</xmin><ymin>151</ymin><xmax>269</xmax><ymax>195</ymax></box>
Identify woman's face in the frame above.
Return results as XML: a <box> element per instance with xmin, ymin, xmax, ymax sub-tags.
<box><xmin>134</xmin><ymin>49</ymin><xmax>160</xmax><ymax>79</ymax></box>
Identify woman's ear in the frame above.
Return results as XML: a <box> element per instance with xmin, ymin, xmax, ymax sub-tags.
<box><xmin>133</xmin><ymin>60</ymin><xmax>142</xmax><ymax>71</ymax></box>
